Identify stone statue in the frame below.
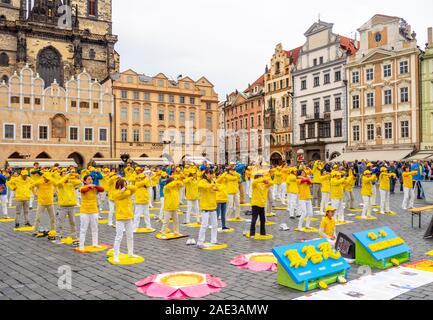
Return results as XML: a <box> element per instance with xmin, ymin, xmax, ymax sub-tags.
<box><xmin>17</xmin><ymin>34</ymin><xmax>27</xmax><ymax>63</ymax></box>
<box><xmin>73</xmin><ymin>39</ymin><xmax>83</xmax><ymax>69</ymax></box>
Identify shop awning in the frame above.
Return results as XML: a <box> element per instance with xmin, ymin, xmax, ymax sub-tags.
<box><xmin>131</xmin><ymin>158</ymin><xmax>171</xmax><ymax>166</ymax></box>
<box><xmin>332</xmin><ymin>149</ymin><xmax>413</xmax><ymax>162</ymax></box>
<box><xmin>406</xmin><ymin>152</ymin><xmax>433</xmax><ymax>161</ymax></box>
<box><xmin>184</xmin><ymin>157</ymin><xmax>213</xmax><ymax>165</ymax></box>
<box><xmin>92</xmin><ymin>159</ymin><xmax>124</xmax><ymax>166</ymax></box>
<box><xmin>6</xmin><ymin>159</ymin><xmax>77</xmax><ymax>169</ymax></box>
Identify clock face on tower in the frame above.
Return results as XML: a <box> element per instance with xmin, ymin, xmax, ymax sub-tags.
<box><xmin>375</xmin><ymin>32</ymin><xmax>382</xmax><ymax>43</ymax></box>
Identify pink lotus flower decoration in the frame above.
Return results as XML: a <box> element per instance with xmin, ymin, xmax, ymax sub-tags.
<box><xmin>135</xmin><ymin>271</ymin><xmax>226</xmax><ymax>300</ymax></box>
<box><xmin>230</xmin><ymin>253</ymin><xmax>278</xmax><ymax>272</ymax></box>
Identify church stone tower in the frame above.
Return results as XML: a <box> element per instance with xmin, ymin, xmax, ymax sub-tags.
<box><xmin>0</xmin><ymin>0</ymin><xmax>119</xmax><ymax>87</ymax></box>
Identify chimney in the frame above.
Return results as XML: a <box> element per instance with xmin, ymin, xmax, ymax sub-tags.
<box><xmin>428</xmin><ymin>27</ymin><xmax>433</xmax><ymax>46</ymax></box>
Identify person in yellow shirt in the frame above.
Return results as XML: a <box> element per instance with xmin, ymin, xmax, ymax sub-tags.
<box><xmin>286</xmin><ymin>168</ymin><xmax>299</xmax><ymax>219</ymax></box>
<box><xmin>361</xmin><ymin>170</ymin><xmax>377</xmax><ymax>219</ymax></box>
<box><xmin>160</xmin><ymin>178</ymin><xmax>184</xmax><ymax>239</ymax></box>
<box><xmin>107</xmin><ymin>171</ymin><xmax>119</xmax><ymax>227</ymax></box>
<box><xmin>133</xmin><ymin>173</ymin><xmax>152</xmax><ymax>231</ymax></box>
<box><xmin>402</xmin><ymin>166</ymin><xmax>418</xmax><ymax>210</ymax></box>
<box><xmin>8</xmin><ymin>171</ymin><xmax>20</xmax><ymax>208</ymax></box>
<box><xmin>379</xmin><ymin>167</ymin><xmax>396</xmax><ymax>214</ymax></box>
<box><xmin>344</xmin><ymin>170</ymin><xmax>356</xmax><ymax>210</ymax></box>
<box><xmin>330</xmin><ymin>171</ymin><xmax>345</xmax><ymax>222</ymax></box>
<box><xmin>184</xmin><ymin>172</ymin><xmax>199</xmax><ymax>225</ymax></box>
<box><xmin>297</xmin><ymin>171</ymin><xmax>314</xmax><ymax>231</ymax></box>
<box><xmin>245</xmin><ymin>166</ymin><xmax>253</xmax><ymax>199</ymax></box>
<box><xmin>112</xmin><ymin>179</ymin><xmax>139</xmax><ymax>263</ymax></box>
<box><xmin>56</xmin><ymin>170</ymin><xmax>81</xmax><ymax>241</ymax></box>
<box><xmin>312</xmin><ymin>160</ymin><xmax>323</xmax><ymax>208</ymax></box>
<box><xmin>319</xmin><ymin>206</ymin><xmax>337</xmax><ymax>246</ymax></box>
<box><xmin>99</xmin><ymin>168</ymin><xmax>110</xmax><ymax>211</ymax></box>
<box><xmin>318</xmin><ymin>170</ymin><xmax>331</xmax><ymax>215</ymax></box>
<box><xmin>29</xmin><ymin>162</ymin><xmax>41</xmax><ymax>209</ymax></box>
<box><xmin>78</xmin><ymin>175</ymin><xmax>105</xmax><ymax>252</ymax></box>
<box><xmin>272</xmin><ymin>166</ymin><xmax>284</xmax><ymax>203</ymax></box>
<box><xmin>197</xmin><ymin>170</ymin><xmax>220</xmax><ymax>248</ymax></box>
<box><xmin>216</xmin><ymin>171</ymin><xmax>229</xmax><ymax>230</ymax></box>
<box><xmin>8</xmin><ymin>170</ymin><xmax>33</xmax><ymax>228</ymax></box>
<box><xmin>32</xmin><ymin>172</ymin><xmax>57</xmax><ymax>236</ymax></box>
<box><xmin>224</xmin><ymin>168</ymin><xmax>241</xmax><ymax>220</ymax></box>
<box><xmin>250</xmin><ymin>172</ymin><xmax>272</xmax><ymax>238</ymax></box>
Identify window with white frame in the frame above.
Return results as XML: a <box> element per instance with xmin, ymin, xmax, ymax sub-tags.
<box><xmin>401</xmin><ymin>121</ymin><xmax>409</xmax><ymax>138</ymax></box>
<box><xmin>133</xmin><ymin>91</ymin><xmax>140</xmax><ymax>100</ymax></box>
<box><xmin>301</xmin><ymin>79</ymin><xmax>307</xmax><ymax>90</ymax></box>
<box><xmin>158</xmin><ymin>109</ymin><xmax>165</xmax><ymax>121</ymax></box>
<box><xmin>133</xmin><ymin>107</ymin><xmax>140</xmax><ymax>122</ymax></box>
<box><xmin>384</xmin><ymin>122</ymin><xmax>392</xmax><ymax>139</ymax></box>
<box><xmin>4</xmin><ymin>124</ymin><xmax>15</xmax><ymax>140</ymax></box>
<box><xmin>400</xmin><ymin>87</ymin><xmax>409</xmax><ymax>103</ymax></box>
<box><xmin>335</xmin><ymin>70</ymin><xmax>341</xmax><ymax>82</ymax></box>
<box><xmin>120</xmin><ymin>107</ymin><xmax>128</xmax><ymax>120</ymax></box>
<box><xmin>69</xmin><ymin>127</ymin><xmax>78</xmax><ymax>141</ymax></box>
<box><xmin>21</xmin><ymin>125</ymin><xmax>32</xmax><ymax>140</ymax></box>
<box><xmin>367</xmin><ymin>92</ymin><xmax>374</xmax><ymax>107</ymax></box>
<box><xmin>353</xmin><ymin>125</ymin><xmax>360</xmax><ymax>141</ymax></box>
<box><xmin>400</xmin><ymin>61</ymin><xmax>409</xmax><ymax>74</ymax></box>
<box><xmin>207</xmin><ymin>115</ymin><xmax>212</xmax><ymax>130</ymax></box>
<box><xmin>314</xmin><ymin>76</ymin><xmax>320</xmax><ymax>87</ymax></box>
<box><xmin>158</xmin><ymin>93</ymin><xmax>165</xmax><ymax>103</ymax></box>
<box><xmin>144</xmin><ymin>92</ymin><xmax>150</xmax><ymax>101</ymax></box>
<box><xmin>335</xmin><ymin>96</ymin><xmax>341</xmax><ymax>111</ymax></box>
<box><xmin>324</xmin><ymin>73</ymin><xmax>330</xmax><ymax>84</ymax></box>
<box><xmin>121</xmin><ymin>128</ymin><xmax>128</xmax><ymax>142</ymax></box>
<box><xmin>144</xmin><ymin>129</ymin><xmax>151</xmax><ymax>142</ymax></box>
<box><xmin>133</xmin><ymin>129</ymin><xmax>140</xmax><ymax>142</ymax></box>
<box><xmin>144</xmin><ymin>108</ymin><xmax>151</xmax><ymax>121</ymax></box>
<box><xmin>301</xmin><ymin>103</ymin><xmax>307</xmax><ymax>116</ymax></box>
<box><xmin>352</xmin><ymin>71</ymin><xmax>359</xmax><ymax>83</ymax></box>
<box><xmin>324</xmin><ymin>98</ymin><xmax>331</xmax><ymax>113</ymax></box>
<box><xmin>179</xmin><ymin>111</ymin><xmax>185</xmax><ymax>122</ymax></box>
<box><xmin>121</xmin><ymin>90</ymin><xmax>128</xmax><ymax>99</ymax></box>
<box><xmin>99</xmin><ymin>128</ymin><xmax>107</xmax><ymax>142</ymax></box>
<box><xmin>84</xmin><ymin>128</ymin><xmax>93</xmax><ymax>142</ymax></box>
<box><xmin>169</xmin><ymin>110</ymin><xmax>175</xmax><ymax>122</ymax></box>
<box><xmin>169</xmin><ymin>95</ymin><xmax>175</xmax><ymax>103</ymax></box>
<box><xmin>383</xmin><ymin>64</ymin><xmax>392</xmax><ymax>78</ymax></box>
<box><xmin>384</xmin><ymin>89</ymin><xmax>392</xmax><ymax>105</ymax></box>
<box><xmin>367</xmin><ymin>124</ymin><xmax>375</xmax><ymax>140</ymax></box>
<box><xmin>366</xmin><ymin>68</ymin><xmax>374</xmax><ymax>81</ymax></box>
<box><xmin>352</xmin><ymin>95</ymin><xmax>360</xmax><ymax>109</ymax></box>
<box><xmin>190</xmin><ymin>112</ymin><xmax>196</xmax><ymax>122</ymax></box>
<box><xmin>39</xmin><ymin>125</ymin><xmax>48</xmax><ymax>140</ymax></box>
<box><xmin>158</xmin><ymin>131</ymin><xmax>164</xmax><ymax>143</ymax></box>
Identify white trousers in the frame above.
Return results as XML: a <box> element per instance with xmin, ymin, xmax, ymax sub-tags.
<box><xmin>331</xmin><ymin>199</ymin><xmax>344</xmax><ymax>222</ymax></box>
<box><xmin>8</xmin><ymin>190</ymin><xmax>14</xmax><ymax>207</ymax></box>
<box><xmin>180</xmin><ymin>187</ymin><xmax>185</xmax><ymax>204</ymax></box>
<box><xmin>287</xmin><ymin>193</ymin><xmax>298</xmax><ymax>217</ymax></box>
<box><xmin>158</xmin><ymin>197</ymin><xmax>165</xmax><ymax>220</ymax></box>
<box><xmin>197</xmin><ymin>211</ymin><xmax>218</xmax><ymax>246</ymax></box>
<box><xmin>108</xmin><ymin>200</ymin><xmax>115</xmax><ymax>225</ymax></box>
<box><xmin>273</xmin><ymin>183</ymin><xmax>286</xmax><ymax>202</ymax></box>
<box><xmin>245</xmin><ymin>180</ymin><xmax>252</xmax><ymax>198</ymax></box>
<box><xmin>227</xmin><ymin>193</ymin><xmax>240</xmax><ymax>219</ymax></box>
<box><xmin>113</xmin><ymin>220</ymin><xmax>134</xmax><ymax>260</ymax></box>
<box><xmin>320</xmin><ymin>192</ymin><xmax>330</xmax><ymax>214</ymax></box>
<box><xmin>75</xmin><ymin>189</ymin><xmax>81</xmax><ymax>206</ymax></box>
<box><xmin>186</xmin><ymin>200</ymin><xmax>199</xmax><ymax>224</ymax></box>
<box><xmin>372</xmin><ymin>184</ymin><xmax>377</xmax><ymax>206</ymax></box>
<box><xmin>148</xmin><ymin>187</ymin><xmax>153</xmax><ymax>207</ymax></box>
<box><xmin>379</xmin><ymin>189</ymin><xmax>390</xmax><ymax>213</ymax></box>
<box><xmin>298</xmin><ymin>200</ymin><xmax>313</xmax><ymax>229</ymax></box>
<box><xmin>29</xmin><ymin>192</ymin><xmax>34</xmax><ymax>208</ymax></box>
<box><xmin>79</xmin><ymin>213</ymin><xmax>99</xmax><ymax>250</ymax></box>
<box><xmin>402</xmin><ymin>187</ymin><xmax>415</xmax><ymax>210</ymax></box>
<box><xmin>362</xmin><ymin>196</ymin><xmax>372</xmax><ymax>218</ymax></box>
<box><xmin>0</xmin><ymin>194</ymin><xmax>8</xmax><ymax>217</ymax></box>
<box><xmin>134</xmin><ymin>204</ymin><xmax>151</xmax><ymax>229</ymax></box>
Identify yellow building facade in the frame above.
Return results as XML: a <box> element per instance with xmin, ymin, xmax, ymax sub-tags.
<box><xmin>0</xmin><ymin>65</ymin><xmax>114</xmax><ymax>167</ymax></box>
<box><xmin>112</xmin><ymin>70</ymin><xmax>219</xmax><ymax>163</ymax></box>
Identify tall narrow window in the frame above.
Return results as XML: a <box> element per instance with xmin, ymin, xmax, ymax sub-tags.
<box><xmin>88</xmin><ymin>0</ymin><xmax>97</xmax><ymax>16</ymax></box>
<box><xmin>353</xmin><ymin>125</ymin><xmax>360</xmax><ymax>141</ymax></box>
<box><xmin>401</xmin><ymin>121</ymin><xmax>409</xmax><ymax>138</ymax></box>
<box><xmin>367</xmin><ymin>124</ymin><xmax>375</xmax><ymax>140</ymax></box>
<box><xmin>384</xmin><ymin>122</ymin><xmax>393</xmax><ymax>139</ymax></box>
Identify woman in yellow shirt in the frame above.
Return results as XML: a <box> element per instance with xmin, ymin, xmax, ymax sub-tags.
<box><xmin>286</xmin><ymin>168</ymin><xmax>299</xmax><ymax>219</ymax></box>
<box><xmin>361</xmin><ymin>170</ymin><xmax>377</xmax><ymax>219</ymax></box>
<box><xmin>330</xmin><ymin>172</ymin><xmax>345</xmax><ymax>222</ymax></box>
<box><xmin>112</xmin><ymin>179</ymin><xmax>138</xmax><ymax>263</ymax></box>
<box><xmin>297</xmin><ymin>170</ymin><xmax>314</xmax><ymax>231</ymax></box>
<box><xmin>32</xmin><ymin>172</ymin><xmax>57</xmax><ymax>236</ymax></box>
<box><xmin>133</xmin><ymin>173</ymin><xmax>152</xmax><ymax>231</ymax></box>
<box><xmin>379</xmin><ymin>167</ymin><xmax>396</xmax><ymax>214</ymax></box>
<box><xmin>107</xmin><ymin>171</ymin><xmax>119</xmax><ymax>227</ymax></box>
<box><xmin>344</xmin><ymin>170</ymin><xmax>356</xmax><ymax>210</ymax></box>
<box><xmin>8</xmin><ymin>170</ymin><xmax>32</xmax><ymax>228</ymax></box>
<box><xmin>216</xmin><ymin>171</ymin><xmax>229</xmax><ymax>230</ymax></box>
<box><xmin>319</xmin><ymin>170</ymin><xmax>331</xmax><ymax>216</ymax></box>
<box><xmin>250</xmin><ymin>172</ymin><xmax>272</xmax><ymax>238</ymax></box>
<box><xmin>184</xmin><ymin>173</ymin><xmax>199</xmax><ymax>225</ymax></box>
<box><xmin>319</xmin><ymin>206</ymin><xmax>337</xmax><ymax>247</ymax></box>
<box><xmin>402</xmin><ymin>166</ymin><xmax>418</xmax><ymax>210</ymax></box>
<box><xmin>78</xmin><ymin>175</ymin><xmax>105</xmax><ymax>252</ymax></box>
<box><xmin>160</xmin><ymin>178</ymin><xmax>184</xmax><ymax>239</ymax></box>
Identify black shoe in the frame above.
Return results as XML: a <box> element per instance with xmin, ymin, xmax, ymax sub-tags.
<box><xmin>25</xmin><ymin>223</ymin><xmax>32</xmax><ymax>227</ymax></box>
<box><xmin>15</xmin><ymin>223</ymin><xmax>19</xmax><ymax>228</ymax></box>
<box><xmin>290</xmin><ymin>216</ymin><xmax>295</xmax><ymax>220</ymax></box>
<box><xmin>222</xmin><ymin>227</ymin><xmax>230</xmax><ymax>230</ymax></box>
<box><xmin>31</xmin><ymin>232</ymin><xmax>38</xmax><ymax>237</ymax></box>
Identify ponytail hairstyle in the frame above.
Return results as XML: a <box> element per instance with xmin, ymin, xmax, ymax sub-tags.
<box><xmin>115</xmin><ymin>178</ymin><xmax>127</xmax><ymax>190</ymax></box>
<box><xmin>202</xmin><ymin>169</ymin><xmax>213</xmax><ymax>183</ymax></box>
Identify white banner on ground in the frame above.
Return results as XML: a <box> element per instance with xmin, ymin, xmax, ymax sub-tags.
<box><xmin>294</xmin><ymin>267</ymin><xmax>433</xmax><ymax>300</ymax></box>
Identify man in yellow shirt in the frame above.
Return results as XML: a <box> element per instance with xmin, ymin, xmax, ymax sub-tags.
<box><xmin>361</xmin><ymin>170</ymin><xmax>377</xmax><ymax>219</ymax></box>
<box><xmin>250</xmin><ymin>172</ymin><xmax>272</xmax><ymax>238</ymax></box>
<box><xmin>8</xmin><ymin>170</ymin><xmax>33</xmax><ymax>228</ymax></box>
<box><xmin>330</xmin><ymin>172</ymin><xmax>345</xmax><ymax>222</ymax></box>
<box><xmin>319</xmin><ymin>170</ymin><xmax>331</xmax><ymax>216</ymax></box>
<box><xmin>297</xmin><ymin>171</ymin><xmax>314</xmax><ymax>231</ymax></box>
<box><xmin>379</xmin><ymin>167</ymin><xmax>396</xmax><ymax>214</ymax></box>
<box><xmin>402</xmin><ymin>166</ymin><xmax>418</xmax><ymax>210</ymax></box>
<box><xmin>312</xmin><ymin>160</ymin><xmax>323</xmax><ymax>208</ymax></box>
<box><xmin>286</xmin><ymin>168</ymin><xmax>299</xmax><ymax>219</ymax></box>
<box><xmin>160</xmin><ymin>178</ymin><xmax>184</xmax><ymax>239</ymax></box>
<box><xmin>225</xmin><ymin>168</ymin><xmax>241</xmax><ymax>220</ymax></box>
<box><xmin>32</xmin><ymin>172</ymin><xmax>57</xmax><ymax>235</ymax></box>
<box><xmin>319</xmin><ymin>206</ymin><xmax>337</xmax><ymax>246</ymax></box>
<box><xmin>133</xmin><ymin>173</ymin><xmax>152</xmax><ymax>231</ymax></box>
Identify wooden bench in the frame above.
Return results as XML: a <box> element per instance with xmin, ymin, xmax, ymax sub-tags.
<box><xmin>408</xmin><ymin>206</ymin><xmax>433</xmax><ymax>228</ymax></box>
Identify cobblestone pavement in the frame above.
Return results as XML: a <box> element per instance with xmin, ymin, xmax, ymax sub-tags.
<box><xmin>0</xmin><ymin>188</ymin><xmax>433</xmax><ymax>300</ymax></box>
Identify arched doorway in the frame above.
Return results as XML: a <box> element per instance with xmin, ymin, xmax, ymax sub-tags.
<box><xmin>140</xmin><ymin>154</ymin><xmax>149</xmax><ymax>158</ymax></box>
<box><xmin>93</xmin><ymin>152</ymin><xmax>104</xmax><ymax>159</ymax></box>
<box><xmin>37</xmin><ymin>46</ymin><xmax>63</xmax><ymax>88</ymax></box>
<box><xmin>36</xmin><ymin>152</ymin><xmax>51</xmax><ymax>159</ymax></box>
<box><xmin>311</xmin><ymin>152</ymin><xmax>321</xmax><ymax>161</ymax></box>
<box><xmin>8</xmin><ymin>152</ymin><xmax>23</xmax><ymax>159</ymax></box>
<box><xmin>68</xmin><ymin>152</ymin><xmax>84</xmax><ymax>168</ymax></box>
<box><xmin>270</xmin><ymin>152</ymin><xmax>283</xmax><ymax>166</ymax></box>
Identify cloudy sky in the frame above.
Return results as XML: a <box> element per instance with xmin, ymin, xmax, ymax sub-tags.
<box><xmin>113</xmin><ymin>0</ymin><xmax>433</xmax><ymax>98</ymax></box>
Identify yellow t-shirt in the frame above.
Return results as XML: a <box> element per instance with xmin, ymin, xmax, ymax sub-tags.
<box><xmin>320</xmin><ymin>216</ymin><xmax>335</xmax><ymax>238</ymax></box>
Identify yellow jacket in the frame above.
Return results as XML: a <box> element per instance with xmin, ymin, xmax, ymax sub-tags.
<box><xmin>297</xmin><ymin>178</ymin><xmax>312</xmax><ymax>201</ymax></box>
<box><xmin>215</xmin><ymin>176</ymin><xmax>228</xmax><ymax>203</ymax></box>
<box><xmin>344</xmin><ymin>175</ymin><xmax>356</xmax><ymax>192</ymax></box>
<box><xmin>320</xmin><ymin>174</ymin><xmax>331</xmax><ymax>193</ymax></box>
<box><xmin>57</xmin><ymin>175</ymin><xmax>81</xmax><ymax>207</ymax></box>
<box><xmin>224</xmin><ymin>172</ymin><xmax>240</xmax><ymax>194</ymax></box>
<box><xmin>163</xmin><ymin>180</ymin><xmax>184</xmax><ymax>211</ymax></box>
<box><xmin>286</xmin><ymin>174</ymin><xmax>299</xmax><ymax>194</ymax></box>
<box><xmin>273</xmin><ymin>169</ymin><xmax>283</xmax><ymax>184</ymax></box>
<box><xmin>7</xmin><ymin>176</ymin><xmax>32</xmax><ymax>201</ymax></box>
<box><xmin>32</xmin><ymin>176</ymin><xmax>56</xmax><ymax>206</ymax></box>
<box><xmin>135</xmin><ymin>178</ymin><xmax>151</xmax><ymax>205</ymax></box>
<box><xmin>312</xmin><ymin>161</ymin><xmax>323</xmax><ymax>183</ymax></box>
<box><xmin>80</xmin><ymin>185</ymin><xmax>104</xmax><ymax>214</ymax></box>
<box><xmin>107</xmin><ymin>175</ymin><xmax>119</xmax><ymax>201</ymax></box>
<box><xmin>251</xmin><ymin>177</ymin><xmax>272</xmax><ymax>208</ymax></box>
<box><xmin>361</xmin><ymin>175</ymin><xmax>377</xmax><ymax>197</ymax></box>
<box><xmin>330</xmin><ymin>178</ymin><xmax>344</xmax><ymax>200</ymax></box>
<box><xmin>281</xmin><ymin>167</ymin><xmax>290</xmax><ymax>181</ymax></box>
<box><xmin>198</xmin><ymin>178</ymin><xmax>219</xmax><ymax>211</ymax></box>
<box><xmin>379</xmin><ymin>172</ymin><xmax>396</xmax><ymax>191</ymax></box>
<box><xmin>184</xmin><ymin>177</ymin><xmax>199</xmax><ymax>201</ymax></box>
<box><xmin>150</xmin><ymin>172</ymin><xmax>161</xmax><ymax>187</ymax></box>
<box><xmin>402</xmin><ymin>171</ymin><xmax>417</xmax><ymax>189</ymax></box>
<box><xmin>113</xmin><ymin>185</ymin><xmax>137</xmax><ymax>221</ymax></box>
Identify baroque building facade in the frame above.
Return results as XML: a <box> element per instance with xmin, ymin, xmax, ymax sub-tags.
<box><xmin>420</xmin><ymin>28</ymin><xmax>433</xmax><ymax>155</ymax></box>
<box><xmin>292</xmin><ymin>20</ymin><xmax>357</xmax><ymax>162</ymax></box>
<box><xmin>111</xmin><ymin>69</ymin><xmax>219</xmax><ymax>163</ymax></box>
<box><xmin>0</xmin><ymin>0</ymin><xmax>119</xmax><ymax>88</ymax></box>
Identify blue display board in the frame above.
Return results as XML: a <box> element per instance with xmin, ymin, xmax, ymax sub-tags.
<box><xmin>272</xmin><ymin>239</ymin><xmax>350</xmax><ymax>285</ymax></box>
<box><xmin>352</xmin><ymin>226</ymin><xmax>411</xmax><ymax>261</ymax></box>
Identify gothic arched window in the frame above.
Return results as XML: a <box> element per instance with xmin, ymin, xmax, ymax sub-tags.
<box><xmin>37</xmin><ymin>46</ymin><xmax>64</xmax><ymax>88</ymax></box>
<box><xmin>88</xmin><ymin>0</ymin><xmax>97</xmax><ymax>16</ymax></box>
<box><xmin>1</xmin><ymin>75</ymin><xmax>8</xmax><ymax>84</ymax></box>
<box><xmin>0</xmin><ymin>52</ymin><xmax>9</xmax><ymax>66</ymax></box>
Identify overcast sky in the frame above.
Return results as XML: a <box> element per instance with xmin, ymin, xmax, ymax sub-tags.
<box><xmin>113</xmin><ymin>0</ymin><xmax>433</xmax><ymax>99</ymax></box>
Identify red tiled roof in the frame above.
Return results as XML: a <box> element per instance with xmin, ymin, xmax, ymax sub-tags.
<box><xmin>244</xmin><ymin>74</ymin><xmax>265</xmax><ymax>93</ymax></box>
<box><xmin>340</xmin><ymin>36</ymin><xmax>359</xmax><ymax>56</ymax></box>
<box><xmin>285</xmin><ymin>47</ymin><xmax>302</xmax><ymax>65</ymax></box>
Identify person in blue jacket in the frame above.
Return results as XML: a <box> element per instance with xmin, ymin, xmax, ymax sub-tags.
<box><xmin>157</xmin><ymin>173</ymin><xmax>169</xmax><ymax>221</ymax></box>
<box><xmin>89</xmin><ymin>167</ymin><xmax>103</xmax><ymax>186</ymax></box>
<box><xmin>0</xmin><ymin>172</ymin><xmax>9</xmax><ymax>219</ymax></box>
<box><xmin>411</xmin><ymin>160</ymin><xmax>424</xmax><ymax>199</ymax></box>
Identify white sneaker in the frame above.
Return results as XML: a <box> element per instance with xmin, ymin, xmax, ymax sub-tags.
<box><xmin>113</xmin><ymin>257</ymin><xmax>120</xmax><ymax>263</ymax></box>
<box><xmin>128</xmin><ymin>254</ymin><xmax>140</xmax><ymax>258</ymax></box>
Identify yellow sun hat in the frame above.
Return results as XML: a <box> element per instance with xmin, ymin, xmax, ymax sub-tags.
<box><xmin>325</xmin><ymin>206</ymin><xmax>336</xmax><ymax>212</ymax></box>
<box><xmin>380</xmin><ymin>167</ymin><xmax>388</xmax><ymax>172</ymax></box>
<box><xmin>364</xmin><ymin>170</ymin><xmax>372</xmax><ymax>175</ymax></box>
<box><xmin>20</xmin><ymin>170</ymin><xmax>29</xmax><ymax>176</ymax></box>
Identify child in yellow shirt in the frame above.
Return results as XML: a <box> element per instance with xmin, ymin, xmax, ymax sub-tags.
<box><xmin>319</xmin><ymin>206</ymin><xmax>337</xmax><ymax>246</ymax></box>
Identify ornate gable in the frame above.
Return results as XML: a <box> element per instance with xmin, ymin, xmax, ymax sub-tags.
<box><xmin>304</xmin><ymin>20</ymin><xmax>334</xmax><ymax>36</ymax></box>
